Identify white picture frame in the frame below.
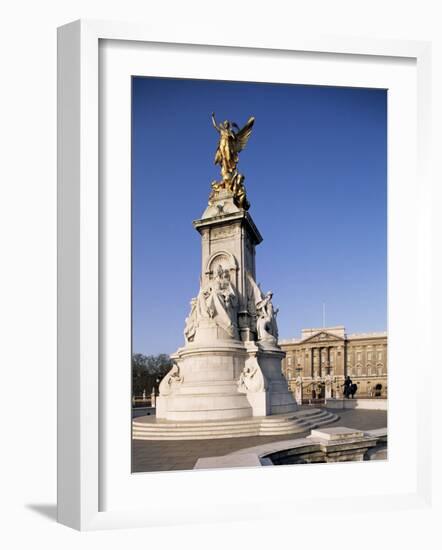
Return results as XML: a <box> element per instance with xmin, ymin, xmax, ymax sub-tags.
<box><xmin>57</xmin><ymin>19</ymin><xmax>433</xmax><ymax>531</ymax></box>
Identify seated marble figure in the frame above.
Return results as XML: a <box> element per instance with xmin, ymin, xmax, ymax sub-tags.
<box><xmin>184</xmin><ymin>265</ymin><xmax>239</xmax><ymax>342</ymax></box>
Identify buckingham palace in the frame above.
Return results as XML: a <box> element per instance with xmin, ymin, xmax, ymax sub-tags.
<box><xmin>279</xmin><ymin>326</ymin><xmax>387</xmax><ymax>402</ymax></box>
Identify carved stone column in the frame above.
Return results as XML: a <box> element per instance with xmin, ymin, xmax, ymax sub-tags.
<box><xmin>194</xmin><ymin>207</ymin><xmax>262</xmax><ymax>342</ymax></box>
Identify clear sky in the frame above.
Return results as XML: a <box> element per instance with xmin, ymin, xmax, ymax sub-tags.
<box><xmin>132</xmin><ymin>77</ymin><xmax>387</xmax><ymax>356</ymax></box>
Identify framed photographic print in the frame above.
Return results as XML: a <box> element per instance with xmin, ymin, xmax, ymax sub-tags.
<box><xmin>130</xmin><ymin>76</ymin><xmax>388</xmax><ymax>473</ymax></box>
<box><xmin>57</xmin><ymin>20</ymin><xmax>432</xmax><ymax>530</ymax></box>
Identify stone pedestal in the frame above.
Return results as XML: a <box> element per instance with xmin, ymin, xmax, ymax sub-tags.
<box><xmin>193</xmin><ymin>188</ymin><xmax>262</xmax><ymax>343</ymax></box>
<box><xmin>294</xmin><ymin>376</ymin><xmax>303</xmax><ymax>405</ymax></box>
<box><xmin>324</xmin><ymin>375</ymin><xmax>332</xmax><ymax>399</ymax></box>
<box><xmin>156</xmin><ymin>340</ymin><xmax>252</xmax><ymax>421</ymax></box>
<box><xmin>156</xmin><ymin>336</ymin><xmax>298</xmax><ymax>421</ymax></box>
<box><xmin>156</xmin><ymin>188</ymin><xmax>298</xmax><ymax>423</ymax></box>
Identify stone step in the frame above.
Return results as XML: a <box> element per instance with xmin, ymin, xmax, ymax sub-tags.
<box><xmin>132</xmin><ymin>409</ymin><xmax>327</xmax><ymax>430</ymax></box>
<box><xmin>133</xmin><ymin>410</ymin><xmax>334</xmax><ymax>429</ymax></box>
<box><xmin>133</xmin><ymin>429</ymin><xmax>262</xmax><ymax>440</ymax></box>
<box><xmin>133</xmin><ymin>423</ymin><xmax>337</xmax><ymax>440</ymax></box>
<box><xmin>259</xmin><ymin>418</ymin><xmax>337</xmax><ymax>434</ymax></box>
<box><xmin>133</xmin><ymin>411</ymin><xmax>331</xmax><ymax>433</ymax></box>
<box><xmin>132</xmin><ymin>410</ymin><xmax>339</xmax><ymax>440</ymax></box>
<box><xmin>260</xmin><ymin>412</ymin><xmax>326</xmax><ymax>423</ymax></box>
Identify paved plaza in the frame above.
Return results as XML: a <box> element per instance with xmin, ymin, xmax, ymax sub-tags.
<box><xmin>132</xmin><ymin>407</ymin><xmax>387</xmax><ymax>472</ymax></box>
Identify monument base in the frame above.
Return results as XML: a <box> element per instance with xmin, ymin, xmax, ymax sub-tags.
<box><xmin>156</xmin><ymin>339</ymin><xmax>298</xmax><ymax>423</ymax></box>
<box><xmin>152</xmin><ymin>173</ymin><xmax>300</xmax><ymax>435</ymax></box>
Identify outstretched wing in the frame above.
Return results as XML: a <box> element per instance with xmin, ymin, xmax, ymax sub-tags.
<box><xmin>233</xmin><ymin>116</ymin><xmax>255</xmax><ymax>153</ymax></box>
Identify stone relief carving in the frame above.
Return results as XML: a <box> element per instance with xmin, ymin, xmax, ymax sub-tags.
<box><xmin>256</xmin><ymin>292</ymin><xmax>279</xmax><ymax>343</ymax></box>
<box><xmin>205</xmin><ymin>251</ymin><xmax>238</xmax><ymax>288</ymax></box>
<box><xmin>159</xmin><ymin>364</ymin><xmax>184</xmax><ymax>396</ymax></box>
<box><xmin>208</xmin><ymin>255</ymin><xmax>230</xmax><ymax>278</ymax></box>
<box><xmin>184</xmin><ymin>263</ymin><xmax>280</xmax><ymax>345</ymax></box>
<box><xmin>246</xmin><ymin>272</ymin><xmax>279</xmax><ymax>344</ymax></box>
<box><xmin>185</xmin><ymin>264</ymin><xmax>239</xmax><ymax>340</ymax></box>
<box><xmin>238</xmin><ymin>357</ymin><xmax>266</xmax><ymax>393</ymax></box>
<box><xmin>183</xmin><ymin>298</ymin><xmax>198</xmax><ymax>343</ymax></box>
<box><xmin>210</xmin><ymin>225</ymin><xmax>237</xmax><ymax>240</ymax></box>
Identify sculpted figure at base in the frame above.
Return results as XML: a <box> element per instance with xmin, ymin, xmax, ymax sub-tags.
<box><xmin>238</xmin><ymin>358</ymin><xmax>266</xmax><ymax>393</ymax></box>
<box><xmin>246</xmin><ymin>272</ymin><xmax>279</xmax><ymax>344</ymax></box>
<box><xmin>183</xmin><ymin>298</ymin><xmax>197</xmax><ymax>343</ymax></box>
<box><xmin>159</xmin><ymin>364</ymin><xmax>183</xmax><ymax>396</ymax></box>
<box><xmin>256</xmin><ymin>291</ymin><xmax>279</xmax><ymax>341</ymax></box>
<box><xmin>230</xmin><ymin>172</ymin><xmax>250</xmax><ymax>210</ymax></box>
<box><xmin>185</xmin><ymin>265</ymin><xmax>239</xmax><ymax>340</ymax></box>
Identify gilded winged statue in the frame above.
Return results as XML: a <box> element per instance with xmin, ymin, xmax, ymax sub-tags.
<box><xmin>210</xmin><ymin>113</ymin><xmax>255</xmax><ymax>210</ymax></box>
<box><xmin>211</xmin><ymin>113</ymin><xmax>255</xmax><ymax>181</ymax></box>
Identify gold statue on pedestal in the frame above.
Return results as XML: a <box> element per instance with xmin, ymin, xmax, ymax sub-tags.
<box><xmin>210</xmin><ymin>113</ymin><xmax>255</xmax><ymax>210</ymax></box>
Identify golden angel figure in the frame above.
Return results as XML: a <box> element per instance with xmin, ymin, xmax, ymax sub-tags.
<box><xmin>211</xmin><ymin>113</ymin><xmax>255</xmax><ymax>182</ymax></box>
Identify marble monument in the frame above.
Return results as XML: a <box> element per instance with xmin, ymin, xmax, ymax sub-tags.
<box><xmin>155</xmin><ymin>113</ymin><xmax>298</xmax><ymax>422</ymax></box>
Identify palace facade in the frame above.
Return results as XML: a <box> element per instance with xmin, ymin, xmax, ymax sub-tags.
<box><xmin>279</xmin><ymin>326</ymin><xmax>387</xmax><ymax>401</ymax></box>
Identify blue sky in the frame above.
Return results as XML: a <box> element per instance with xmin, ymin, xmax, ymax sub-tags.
<box><xmin>132</xmin><ymin>77</ymin><xmax>387</xmax><ymax>355</ymax></box>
